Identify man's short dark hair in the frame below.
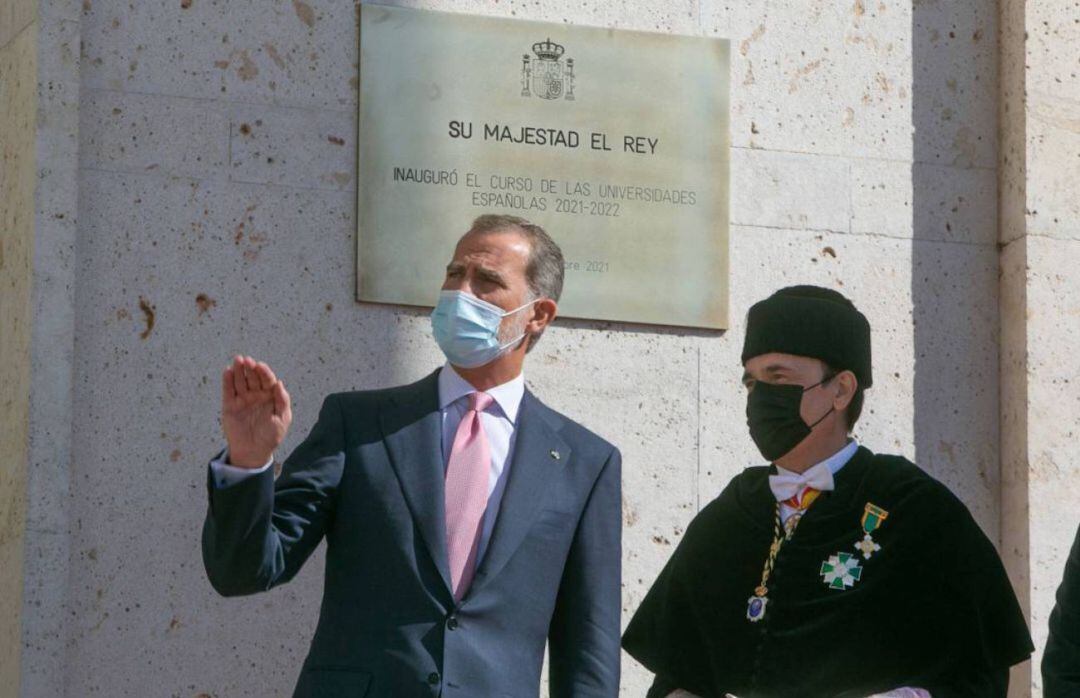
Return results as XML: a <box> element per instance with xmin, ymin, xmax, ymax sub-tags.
<box><xmin>466</xmin><ymin>214</ymin><xmax>564</xmax><ymax>350</ymax></box>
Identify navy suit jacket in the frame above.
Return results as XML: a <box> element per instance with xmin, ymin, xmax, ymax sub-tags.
<box><xmin>202</xmin><ymin>370</ymin><xmax>622</xmax><ymax>697</ymax></box>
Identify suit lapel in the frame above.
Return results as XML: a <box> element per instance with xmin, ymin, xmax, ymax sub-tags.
<box><xmin>470</xmin><ymin>390</ymin><xmax>570</xmax><ymax>595</ymax></box>
<box><xmin>379</xmin><ymin>371</ymin><xmax>454</xmax><ymax>596</ymax></box>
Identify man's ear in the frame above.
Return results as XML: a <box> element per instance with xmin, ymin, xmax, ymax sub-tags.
<box><xmin>833</xmin><ymin>370</ymin><xmax>859</xmax><ymax>412</ymax></box>
<box><xmin>528</xmin><ymin>298</ymin><xmax>558</xmax><ymax>333</ymax></box>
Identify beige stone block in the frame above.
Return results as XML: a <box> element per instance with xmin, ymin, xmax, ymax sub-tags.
<box><xmin>0</xmin><ymin>0</ymin><xmax>36</xmax><ymax>51</ymax></box>
<box><xmin>0</xmin><ymin>19</ymin><xmax>37</xmax><ymax>241</ymax></box>
<box><xmin>227</xmin><ymin>103</ymin><xmax>354</xmax><ymax>191</ymax></box>
<box><xmin>850</xmin><ymin>157</ymin><xmax>914</xmax><ymax>239</ymax></box>
<box><xmin>37</xmin><ymin>0</ymin><xmax>78</xmax><ymax>22</ymax></box>
<box><xmin>1024</xmin><ymin>0</ymin><xmax>1080</xmax><ymax>241</ymax></box>
<box><xmin>425</xmin><ymin>0</ymin><xmax>700</xmax><ymax>32</ymax></box>
<box><xmin>705</xmin><ymin>0</ymin><xmax>912</xmax><ymax>160</ymax></box>
<box><xmin>79</xmin><ymin>0</ymin><xmax>698</xmax><ymax>112</ymax></box>
<box><xmin>0</xmin><ymin>536</ymin><xmax>26</xmax><ymax>697</ymax></box>
<box><xmin>851</xmin><ymin>158</ymin><xmax>997</xmax><ymax>245</ymax></box>
<box><xmin>1007</xmin><ymin>236</ymin><xmax>1080</xmax><ymax>691</ymax></box>
<box><xmin>730</xmin><ymin>147</ymin><xmax>851</xmax><ymax>233</ymax></box>
<box><xmin>0</xmin><ymin>22</ymin><xmax>36</xmax><ymax>696</ymax></box>
<box><xmin>997</xmin><ymin>0</ymin><xmax>1027</xmax><ymax>248</ymax></box>
<box><xmin>80</xmin><ymin>0</ymin><xmax>359</xmax><ymax>109</ymax></box>
<box><xmin>998</xmin><ymin>237</ymin><xmax>1030</xmax><ymax>622</ymax></box>
<box><xmin>1026</xmin><ymin>98</ymin><xmax>1080</xmax><ymax>240</ymax></box>
<box><xmin>912</xmin><ymin>162</ymin><xmax>997</xmax><ymax>246</ymax></box>
<box><xmin>27</xmin><ymin>15</ymin><xmax>81</xmax><ymax>532</ymax></box>
<box><xmin>13</xmin><ymin>13</ymin><xmax>82</xmax><ymax>698</ymax></box>
<box><xmin>1025</xmin><ymin>238</ymin><xmax>1080</xmax><ymax>461</ymax></box>
<box><xmin>909</xmin><ymin>241</ymin><xmax>1001</xmax><ymax>535</ymax></box>
<box><xmin>911</xmin><ymin>0</ymin><xmax>998</xmax><ymax>169</ymax></box>
<box><xmin>80</xmin><ymin>89</ymin><xmax>229</xmax><ymax>179</ymax></box>
<box><xmin>34</xmin><ymin>16</ymin><xmax>79</xmax><ymax>215</ymax></box>
<box><xmin>1024</xmin><ymin>1</ymin><xmax>1080</xmax><ymax>100</ymax></box>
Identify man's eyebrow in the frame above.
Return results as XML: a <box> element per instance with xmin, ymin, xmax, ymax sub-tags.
<box><xmin>476</xmin><ymin>267</ymin><xmax>508</xmax><ymax>285</ymax></box>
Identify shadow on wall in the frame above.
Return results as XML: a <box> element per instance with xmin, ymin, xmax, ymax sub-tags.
<box><xmin>910</xmin><ymin>1</ymin><xmax>1000</xmax><ymax>536</ymax></box>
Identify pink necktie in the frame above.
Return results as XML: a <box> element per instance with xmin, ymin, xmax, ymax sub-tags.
<box><xmin>444</xmin><ymin>391</ymin><xmax>494</xmax><ymax>601</ymax></box>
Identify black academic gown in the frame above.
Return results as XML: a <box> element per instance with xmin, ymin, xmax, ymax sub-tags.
<box><xmin>1043</xmin><ymin>521</ymin><xmax>1080</xmax><ymax>697</ymax></box>
<box><xmin>622</xmin><ymin>447</ymin><xmax>1033</xmax><ymax>698</ymax></box>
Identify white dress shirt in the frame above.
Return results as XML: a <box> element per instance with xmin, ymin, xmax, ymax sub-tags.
<box><xmin>774</xmin><ymin>439</ymin><xmax>859</xmax><ymax>525</ymax></box>
<box><xmin>210</xmin><ymin>364</ymin><xmax>525</xmax><ymax>565</ymax></box>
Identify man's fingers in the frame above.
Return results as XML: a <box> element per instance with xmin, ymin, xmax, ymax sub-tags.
<box><xmin>242</xmin><ymin>356</ymin><xmax>260</xmax><ymax>394</ymax></box>
<box><xmin>228</xmin><ymin>355</ymin><xmax>278</xmax><ymax>404</ymax></box>
<box><xmin>273</xmin><ymin>380</ymin><xmax>291</xmax><ymax>418</ymax></box>
<box><xmin>232</xmin><ymin>356</ymin><xmax>249</xmax><ymax>397</ymax></box>
<box><xmin>255</xmin><ymin>362</ymin><xmax>277</xmax><ymax>391</ymax></box>
<box><xmin>222</xmin><ymin>366</ymin><xmax>237</xmax><ymax>404</ymax></box>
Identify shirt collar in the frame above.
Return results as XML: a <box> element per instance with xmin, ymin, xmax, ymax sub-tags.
<box><xmin>438</xmin><ymin>363</ymin><xmax>526</xmax><ymax>424</ymax></box>
<box><xmin>775</xmin><ymin>439</ymin><xmax>860</xmax><ymax>480</ymax></box>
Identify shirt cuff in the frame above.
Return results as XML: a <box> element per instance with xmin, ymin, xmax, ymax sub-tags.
<box><xmin>209</xmin><ymin>449</ymin><xmax>274</xmax><ymax>489</ymax></box>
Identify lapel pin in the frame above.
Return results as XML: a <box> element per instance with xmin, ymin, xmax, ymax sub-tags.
<box><xmin>550</xmin><ymin>449</ymin><xmax>561</xmax><ymax>460</ymax></box>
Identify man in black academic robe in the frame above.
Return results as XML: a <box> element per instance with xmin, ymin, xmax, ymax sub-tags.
<box><xmin>623</xmin><ymin>286</ymin><xmax>1033</xmax><ymax>698</ymax></box>
<box><xmin>1044</xmin><ymin>522</ymin><xmax>1080</xmax><ymax>696</ymax></box>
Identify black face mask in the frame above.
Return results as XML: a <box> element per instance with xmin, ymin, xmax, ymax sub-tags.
<box><xmin>746</xmin><ymin>378</ymin><xmax>835</xmax><ymax>462</ymax></box>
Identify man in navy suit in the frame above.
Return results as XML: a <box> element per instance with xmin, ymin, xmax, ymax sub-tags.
<box><xmin>202</xmin><ymin>214</ymin><xmax>622</xmax><ymax>697</ymax></box>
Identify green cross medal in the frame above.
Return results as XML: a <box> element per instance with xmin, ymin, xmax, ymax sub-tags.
<box><xmin>855</xmin><ymin>502</ymin><xmax>889</xmax><ymax>560</ymax></box>
<box><xmin>820</xmin><ymin>552</ymin><xmax>863</xmax><ymax>590</ymax></box>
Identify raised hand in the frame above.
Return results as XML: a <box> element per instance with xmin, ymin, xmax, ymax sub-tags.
<box><xmin>221</xmin><ymin>355</ymin><xmax>292</xmax><ymax>468</ymax></box>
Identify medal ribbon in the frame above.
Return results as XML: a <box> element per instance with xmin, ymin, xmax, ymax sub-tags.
<box><xmin>861</xmin><ymin>502</ymin><xmax>888</xmax><ymax>534</ymax></box>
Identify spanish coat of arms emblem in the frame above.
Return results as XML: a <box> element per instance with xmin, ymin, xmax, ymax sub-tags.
<box><xmin>521</xmin><ymin>38</ymin><xmax>575</xmax><ymax>101</ymax></box>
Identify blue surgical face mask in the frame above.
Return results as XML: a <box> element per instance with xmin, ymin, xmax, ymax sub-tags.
<box><xmin>430</xmin><ymin>290</ymin><xmax>540</xmax><ymax>369</ymax></box>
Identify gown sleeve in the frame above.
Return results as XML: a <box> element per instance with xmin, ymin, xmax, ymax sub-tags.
<box><xmin>623</xmin><ymin>501</ymin><xmax>727</xmax><ymax>698</ymax></box>
<box><xmin>1043</xmin><ymin>521</ymin><xmax>1080</xmax><ymax>696</ymax></box>
<box><xmin>916</xmin><ymin>484</ymin><xmax>1033</xmax><ymax>694</ymax></box>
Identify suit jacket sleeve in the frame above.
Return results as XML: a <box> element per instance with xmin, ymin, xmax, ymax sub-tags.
<box><xmin>202</xmin><ymin>393</ymin><xmax>346</xmax><ymax>596</ymax></box>
<box><xmin>1043</xmin><ymin>521</ymin><xmax>1080</xmax><ymax>696</ymax></box>
<box><xmin>548</xmin><ymin>446</ymin><xmax>623</xmax><ymax>698</ymax></box>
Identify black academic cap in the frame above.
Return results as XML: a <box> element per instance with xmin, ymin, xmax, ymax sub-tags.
<box><xmin>741</xmin><ymin>285</ymin><xmax>873</xmax><ymax>389</ymax></box>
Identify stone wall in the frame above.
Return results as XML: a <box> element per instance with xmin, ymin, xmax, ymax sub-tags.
<box><xmin>1</xmin><ymin>0</ymin><xmax>1073</xmax><ymax>696</ymax></box>
<box><xmin>0</xmin><ymin>1</ymin><xmax>38</xmax><ymax>692</ymax></box>
<box><xmin>2</xmin><ymin>0</ymin><xmax>81</xmax><ymax>695</ymax></box>
<box><xmin>1000</xmin><ymin>1</ymin><xmax>1080</xmax><ymax>694</ymax></box>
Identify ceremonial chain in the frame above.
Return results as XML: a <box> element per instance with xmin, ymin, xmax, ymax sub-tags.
<box><xmin>746</xmin><ymin>502</ymin><xmax>805</xmax><ymax>622</ymax></box>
